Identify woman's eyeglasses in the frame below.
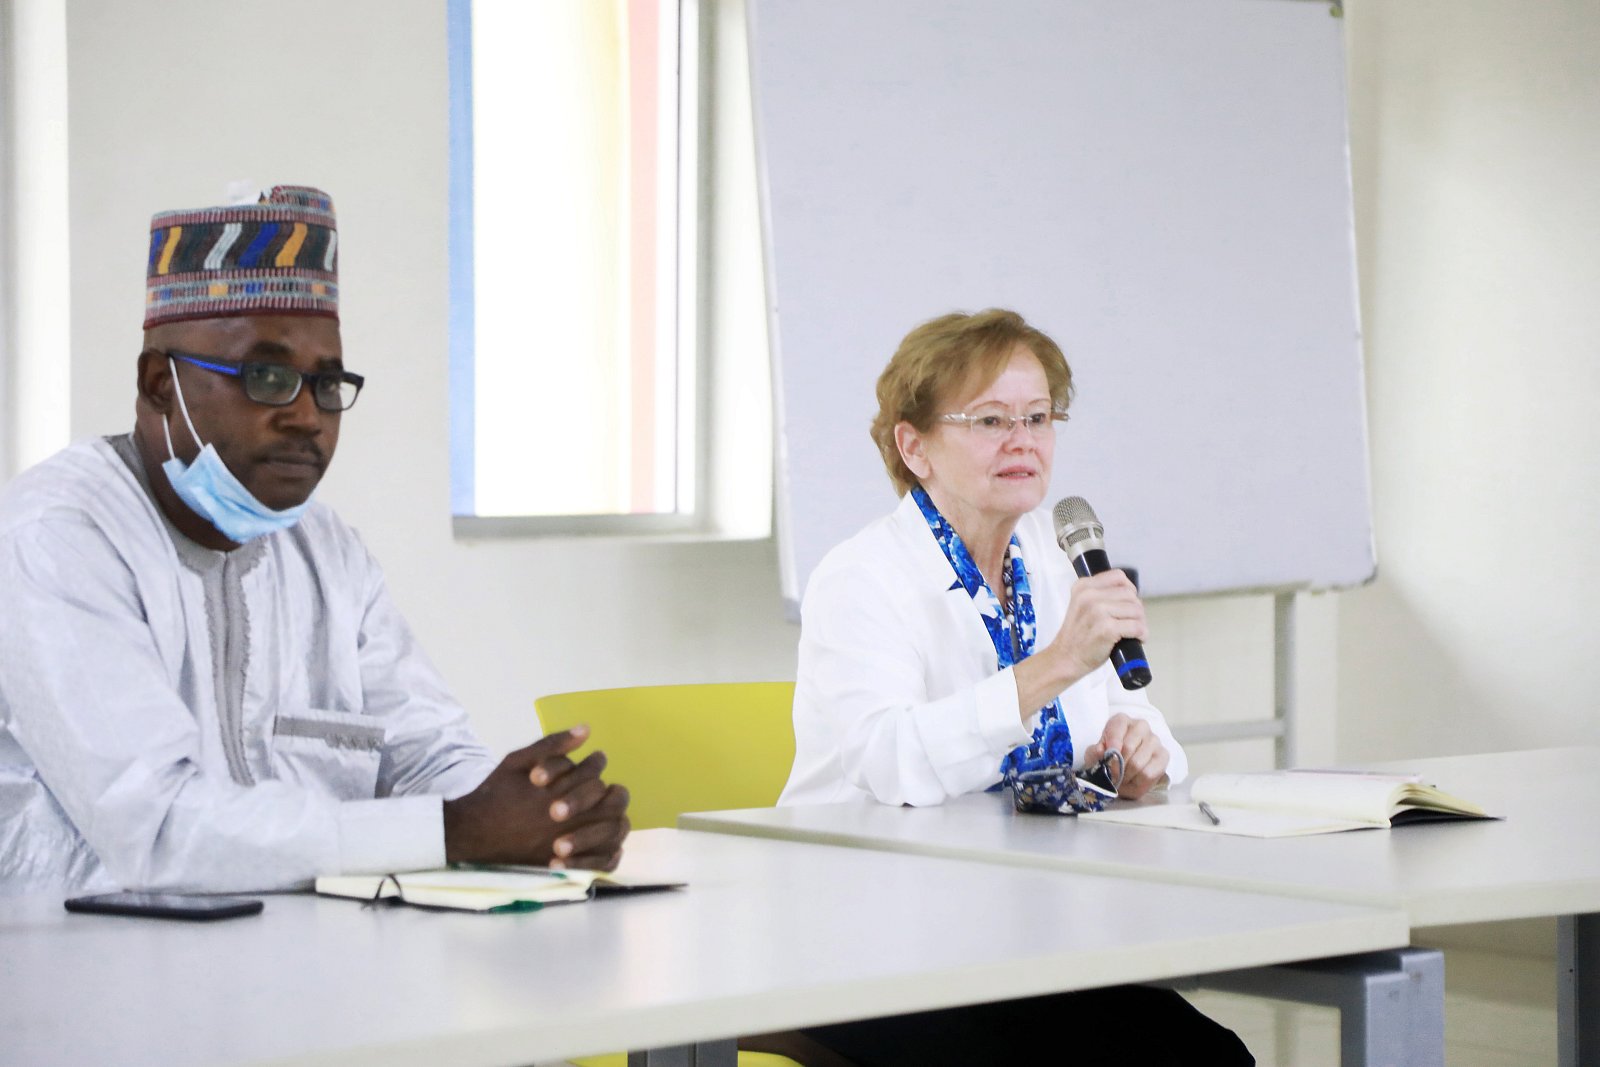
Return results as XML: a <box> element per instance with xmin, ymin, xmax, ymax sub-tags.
<box><xmin>937</xmin><ymin>408</ymin><xmax>1067</xmax><ymax>440</ymax></box>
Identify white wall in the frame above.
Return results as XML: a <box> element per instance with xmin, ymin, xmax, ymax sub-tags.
<box><xmin>1338</xmin><ymin>0</ymin><xmax>1600</xmax><ymax>761</ymax></box>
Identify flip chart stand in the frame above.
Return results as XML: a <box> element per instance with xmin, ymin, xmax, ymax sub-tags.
<box><xmin>1170</xmin><ymin>590</ymin><xmax>1301</xmax><ymax>769</ymax></box>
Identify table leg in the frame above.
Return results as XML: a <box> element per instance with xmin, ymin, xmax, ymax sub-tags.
<box><xmin>627</xmin><ymin>1039</ymin><xmax>738</xmax><ymax>1066</ymax></box>
<box><xmin>1198</xmin><ymin>946</ymin><xmax>1444</xmax><ymax>1067</ymax></box>
<box><xmin>1559</xmin><ymin>913</ymin><xmax>1599</xmax><ymax>1067</ymax></box>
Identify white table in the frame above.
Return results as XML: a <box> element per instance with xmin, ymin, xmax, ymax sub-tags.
<box><xmin>1</xmin><ymin>828</ymin><xmax>1407</xmax><ymax>1067</ymax></box>
<box><xmin>682</xmin><ymin>747</ymin><xmax>1600</xmax><ymax>1065</ymax></box>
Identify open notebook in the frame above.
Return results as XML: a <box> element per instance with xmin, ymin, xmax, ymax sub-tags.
<box><xmin>315</xmin><ymin>865</ymin><xmax>685</xmax><ymax>912</ymax></box>
<box><xmin>1081</xmin><ymin>770</ymin><xmax>1494</xmax><ymax>838</ymax></box>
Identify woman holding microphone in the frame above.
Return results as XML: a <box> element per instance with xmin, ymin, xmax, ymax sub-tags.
<box><xmin>778</xmin><ymin>308</ymin><xmax>1252</xmax><ymax>1066</ymax></box>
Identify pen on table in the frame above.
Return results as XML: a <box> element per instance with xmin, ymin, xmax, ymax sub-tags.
<box><xmin>1197</xmin><ymin>800</ymin><xmax>1222</xmax><ymax>826</ymax></box>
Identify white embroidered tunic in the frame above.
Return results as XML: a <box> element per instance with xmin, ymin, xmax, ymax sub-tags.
<box><xmin>0</xmin><ymin>436</ymin><xmax>496</xmax><ymax>894</ymax></box>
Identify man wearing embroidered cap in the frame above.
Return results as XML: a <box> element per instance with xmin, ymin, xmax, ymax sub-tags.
<box><xmin>0</xmin><ymin>186</ymin><xmax>630</xmax><ymax>894</ymax></box>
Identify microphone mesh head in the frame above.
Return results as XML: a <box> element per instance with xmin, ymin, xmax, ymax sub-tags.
<box><xmin>1053</xmin><ymin>496</ymin><xmax>1098</xmax><ymax>531</ymax></box>
<box><xmin>1052</xmin><ymin>496</ymin><xmax>1104</xmax><ymax>553</ymax></box>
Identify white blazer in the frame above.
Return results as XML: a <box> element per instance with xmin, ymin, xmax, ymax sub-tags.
<box><xmin>779</xmin><ymin>492</ymin><xmax>1188</xmax><ymax>807</ymax></box>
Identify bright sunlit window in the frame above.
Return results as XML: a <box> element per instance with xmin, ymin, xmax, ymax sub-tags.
<box><xmin>449</xmin><ymin>0</ymin><xmax>696</xmax><ymax>530</ymax></box>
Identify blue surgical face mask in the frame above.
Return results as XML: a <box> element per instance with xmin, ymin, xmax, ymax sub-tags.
<box><xmin>161</xmin><ymin>357</ymin><xmax>313</xmax><ymax>543</ymax></box>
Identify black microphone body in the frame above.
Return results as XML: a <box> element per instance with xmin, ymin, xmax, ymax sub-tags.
<box><xmin>1052</xmin><ymin>498</ymin><xmax>1153</xmax><ymax>691</ymax></box>
<box><xmin>1066</xmin><ymin>547</ymin><xmax>1153</xmax><ymax>690</ymax></box>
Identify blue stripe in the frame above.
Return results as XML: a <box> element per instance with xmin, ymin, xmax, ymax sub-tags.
<box><xmin>171</xmin><ymin>353</ymin><xmax>243</xmax><ymax>377</ymax></box>
<box><xmin>237</xmin><ymin>223</ymin><xmax>279</xmax><ymax>268</ymax></box>
<box><xmin>1114</xmin><ymin>659</ymin><xmax>1149</xmax><ymax>676</ymax></box>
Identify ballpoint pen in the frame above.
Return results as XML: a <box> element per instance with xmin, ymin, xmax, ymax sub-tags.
<box><xmin>1197</xmin><ymin>800</ymin><xmax>1222</xmax><ymax>826</ymax></box>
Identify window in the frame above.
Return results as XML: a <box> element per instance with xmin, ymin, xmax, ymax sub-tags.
<box><xmin>449</xmin><ymin>0</ymin><xmax>699</xmax><ymax>533</ymax></box>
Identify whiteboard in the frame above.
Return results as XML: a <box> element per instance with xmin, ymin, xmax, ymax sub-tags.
<box><xmin>753</xmin><ymin>0</ymin><xmax>1374</xmax><ymax>604</ymax></box>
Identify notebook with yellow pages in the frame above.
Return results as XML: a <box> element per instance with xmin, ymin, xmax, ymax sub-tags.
<box><xmin>315</xmin><ymin>865</ymin><xmax>685</xmax><ymax>912</ymax></box>
<box><xmin>1081</xmin><ymin>770</ymin><xmax>1495</xmax><ymax>838</ymax></box>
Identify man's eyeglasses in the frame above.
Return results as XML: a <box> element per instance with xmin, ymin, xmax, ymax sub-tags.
<box><xmin>938</xmin><ymin>408</ymin><xmax>1067</xmax><ymax>440</ymax></box>
<box><xmin>166</xmin><ymin>351</ymin><xmax>365</xmax><ymax>412</ymax></box>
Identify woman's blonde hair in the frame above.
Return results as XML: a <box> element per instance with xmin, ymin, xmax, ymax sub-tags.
<box><xmin>870</xmin><ymin>308</ymin><xmax>1073</xmax><ymax>495</ymax></box>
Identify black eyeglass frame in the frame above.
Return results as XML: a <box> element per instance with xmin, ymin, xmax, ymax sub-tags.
<box><xmin>164</xmin><ymin>350</ymin><xmax>365</xmax><ymax>413</ymax></box>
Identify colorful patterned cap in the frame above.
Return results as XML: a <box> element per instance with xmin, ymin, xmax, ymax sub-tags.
<box><xmin>145</xmin><ymin>185</ymin><xmax>339</xmax><ymax>328</ymax></box>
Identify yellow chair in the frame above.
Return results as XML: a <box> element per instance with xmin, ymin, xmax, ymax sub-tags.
<box><xmin>563</xmin><ymin>1055</ymin><xmax>800</xmax><ymax>1067</ymax></box>
<box><xmin>533</xmin><ymin>682</ymin><xmax>808</xmax><ymax>1067</ymax></box>
<box><xmin>533</xmin><ymin>681</ymin><xmax>798</xmax><ymax>831</ymax></box>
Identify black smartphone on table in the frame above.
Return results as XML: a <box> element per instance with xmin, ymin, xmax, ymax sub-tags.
<box><xmin>64</xmin><ymin>892</ymin><xmax>264</xmax><ymax>921</ymax></box>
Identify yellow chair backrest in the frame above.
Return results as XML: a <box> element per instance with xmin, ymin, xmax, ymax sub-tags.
<box><xmin>533</xmin><ymin>681</ymin><xmax>797</xmax><ymax>831</ymax></box>
<box><xmin>539</xmin><ymin>683</ymin><xmax>811</xmax><ymax>1067</ymax></box>
<box><xmin>573</xmin><ymin>1055</ymin><xmax>800</xmax><ymax>1067</ymax></box>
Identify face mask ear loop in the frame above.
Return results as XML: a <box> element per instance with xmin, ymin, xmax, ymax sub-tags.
<box><xmin>165</xmin><ymin>357</ymin><xmax>206</xmax><ymax>455</ymax></box>
<box><xmin>161</xmin><ymin>409</ymin><xmax>177</xmax><ymax>462</ymax></box>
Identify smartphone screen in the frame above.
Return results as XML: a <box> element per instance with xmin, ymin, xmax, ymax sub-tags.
<box><xmin>64</xmin><ymin>892</ymin><xmax>264</xmax><ymax>921</ymax></box>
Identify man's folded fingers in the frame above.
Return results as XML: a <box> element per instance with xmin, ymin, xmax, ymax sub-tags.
<box><xmin>552</xmin><ymin>817</ymin><xmax>631</xmax><ymax>862</ymax></box>
<box><xmin>549</xmin><ymin>776</ymin><xmax>609</xmax><ymax>820</ymax></box>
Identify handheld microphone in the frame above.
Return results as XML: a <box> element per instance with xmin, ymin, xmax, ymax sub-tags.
<box><xmin>1052</xmin><ymin>497</ymin><xmax>1153</xmax><ymax>690</ymax></box>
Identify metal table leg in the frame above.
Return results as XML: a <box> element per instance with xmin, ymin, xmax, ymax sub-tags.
<box><xmin>1198</xmin><ymin>946</ymin><xmax>1445</xmax><ymax>1067</ymax></box>
<box><xmin>1559</xmin><ymin>913</ymin><xmax>1599</xmax><ymax>1067</ymax></box>
<box><xmin>628</xmin><ymin>1038</ymin><xmax>738</xmax><ymax>1066</ymax></box>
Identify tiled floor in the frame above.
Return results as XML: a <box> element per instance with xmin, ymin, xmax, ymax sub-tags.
<box><xmin>1184</xmin><ymin>947</ymin><xmax>1557</xmax><ymax>1066</ymax></box>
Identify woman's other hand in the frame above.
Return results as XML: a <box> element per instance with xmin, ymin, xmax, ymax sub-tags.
<box><xmin>1082</xmin><ymin>713</ymin><xmax>1169</xmax><ymax>799</ymax></box>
